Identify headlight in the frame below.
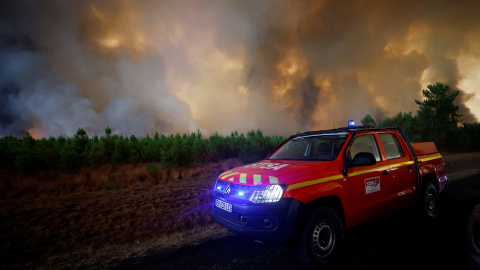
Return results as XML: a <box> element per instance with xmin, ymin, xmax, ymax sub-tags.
<box><xmin>249</xmin><ymin>185</ymin><xmax>284</xmax><ymax>203</ymax></box>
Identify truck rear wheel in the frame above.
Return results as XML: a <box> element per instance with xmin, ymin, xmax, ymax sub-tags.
<box><xmin>295</xmin><ymin>207</ymin><xmax>344</xmax><ymax>267</ymax></box>
<box><xmin>420</xmin><ymin>182</ymin><xmax>440</xmax><ymax>218</ymax></box>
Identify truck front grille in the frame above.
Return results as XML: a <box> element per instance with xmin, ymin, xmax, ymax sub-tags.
<box><xmin>212</xmin><ymin>207</ymin><xmax>248</xmax><ymax>227</ymax></box>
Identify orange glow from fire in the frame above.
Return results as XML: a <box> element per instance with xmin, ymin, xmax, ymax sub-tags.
<box><xmin>84</xmin><ymin>3</ymin><xmax>146</xmax><ymax>54</ymax></box>
<box><xmin>271</xmin><ymin>50</ymin><xmax>309</xmax><ymax>110</ymax></box>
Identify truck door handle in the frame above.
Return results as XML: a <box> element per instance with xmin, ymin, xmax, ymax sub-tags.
<box><xmin>382</xmin><ymin>171</ymin><xmax>390</xmax><ymax>175</ymax></box>
<box><xmin>408</xmin><ymin>166</ymin><xmax>413</xmax><ymax>169</ymax></box>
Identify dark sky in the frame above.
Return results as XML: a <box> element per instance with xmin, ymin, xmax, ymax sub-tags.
<box><xmin>1</xmin><ymin>0</ymin><xmax>479</xmax><ymax>138</ymax></box>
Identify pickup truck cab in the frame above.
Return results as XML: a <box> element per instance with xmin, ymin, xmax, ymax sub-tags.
<box><xmin>211</xmin><ymin>125</ymin><xmax>447</xmax><ymax>267</ymax></box>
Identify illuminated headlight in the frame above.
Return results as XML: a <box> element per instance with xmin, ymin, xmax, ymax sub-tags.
<box><xmin>249</xmin><ymin>185</ymin><xmax>284</xmax><ymax>203</ymax></box>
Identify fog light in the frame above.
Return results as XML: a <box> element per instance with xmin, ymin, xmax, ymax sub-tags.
<box><xmin>262</xmin><ymin>218</ymin><xmax>273</xmax><ymax>229</ymax></box>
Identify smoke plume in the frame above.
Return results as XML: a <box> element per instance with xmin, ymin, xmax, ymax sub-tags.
<box><xmin>1</xmin><ymin>0</ymin><xmax>479</xmax><ymax>138</ymax></box>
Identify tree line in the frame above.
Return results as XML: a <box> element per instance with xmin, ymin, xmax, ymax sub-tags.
<box><xmin>1</xmin><ymin>82</ymin><xmax>478</xmax><ymax>175</ymax></box>
<box><xmin>361</xmin><ymin>82</ymin><xmax>480</xmax><ymax>150</ymax></box>
<box><xmin>0</xmin><ymin>128</ymin><xmax>285</xmax><ymax>174</ymax></box>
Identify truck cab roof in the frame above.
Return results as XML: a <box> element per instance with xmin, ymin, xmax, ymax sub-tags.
<box><xmin>289</xmin><ymin>126</ymin><xmax>401</xmax><ymax>140</ymax></box>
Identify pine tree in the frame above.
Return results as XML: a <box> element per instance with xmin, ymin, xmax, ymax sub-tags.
<box><xmin>415</xmin><ymin>82</ymin><xmax>462</xmax><ymax>146</ymax></box>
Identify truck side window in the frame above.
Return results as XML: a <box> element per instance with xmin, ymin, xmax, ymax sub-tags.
<box><xmin>378</xmin><ymin>133</ymin><xmax>404</xmax><ymax>160</ymax></box>
<box><xmin>348</xmin><ymin>134</ymin><xmax>381</xmax><ymax>162</ymax></box>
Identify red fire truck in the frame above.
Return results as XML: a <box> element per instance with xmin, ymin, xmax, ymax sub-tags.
<box><xmin>212</xmin><ymin>124</ymin><xmax>447</xmax><ymax>267</ymax></box>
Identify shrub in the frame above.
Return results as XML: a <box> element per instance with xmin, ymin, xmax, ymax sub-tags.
<box><xmin>146</xmin><ymin>162</ymin><xmax>160</xmax><ymax>177</ymax></box>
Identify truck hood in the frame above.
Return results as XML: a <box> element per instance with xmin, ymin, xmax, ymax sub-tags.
<box><xmin>217</xmin><ymin>159</ymin><xmax>333</xmax><ymax>186</ymax></box>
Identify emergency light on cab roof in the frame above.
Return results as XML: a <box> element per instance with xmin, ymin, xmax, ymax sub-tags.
<box><xmin>348</xmin><ymin>120</ymin><xmax>355</xmax><ymax>127</ymax></box>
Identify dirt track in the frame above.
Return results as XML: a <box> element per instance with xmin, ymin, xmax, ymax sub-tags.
<box><xmin>113</xmin><ymin>172</ymin><xmax>480</xmax><ymax>269</ymax></box>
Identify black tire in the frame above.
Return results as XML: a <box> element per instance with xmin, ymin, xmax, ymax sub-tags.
<box><xmin>420</xmin><ymin>182</ymin><xmax>440</xmax><ymax>219</ymax></box>
<box><xmin>295</xmin><ymin>207</ymin><xmax>344</xmax><ymax>268</ymax></box>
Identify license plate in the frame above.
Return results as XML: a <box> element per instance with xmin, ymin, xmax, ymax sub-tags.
<box><xmin>215</xmin><ymin>199</ymin><xmax>232</xmax><ymax>213</ymax></box>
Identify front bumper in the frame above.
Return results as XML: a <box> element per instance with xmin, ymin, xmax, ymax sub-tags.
<box><xmin>211</xmin><ymin>194</ymin><xmax>304</xmax><ymax>245</ymax></box>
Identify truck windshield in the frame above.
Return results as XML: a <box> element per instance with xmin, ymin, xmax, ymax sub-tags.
<box><xmin>269</xmin><ymin>133</ymin><xmax>348</xmax><ymax>161</ymax></box>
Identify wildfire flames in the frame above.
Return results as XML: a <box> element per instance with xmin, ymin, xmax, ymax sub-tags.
<box><xmin>1</xmin><ymin>0</ymin><xmax>479</xmax><ymax>138</ymax></box>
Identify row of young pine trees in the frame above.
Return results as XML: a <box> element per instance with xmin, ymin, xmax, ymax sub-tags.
<box><xmin>0</xmin><ymin>128</ymin><xmax>285</xmax><ymax>174</ymax></box>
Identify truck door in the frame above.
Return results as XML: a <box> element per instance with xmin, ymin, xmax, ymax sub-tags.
<box><xmin>347</xmin><ymin>134</ymin><xmax>392</xmax><ymax>225</ymax></box>
<box><xmin>378</xmin><ymin>132</ymin><xmax>416</xmax><ymax>205</ymax></box>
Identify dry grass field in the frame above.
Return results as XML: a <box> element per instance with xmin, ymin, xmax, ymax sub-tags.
<box><xmin>0</xmin><ymin>158</ymin><xmax>242</xmax><ymax>269</ymax></box>
<box><xmin>0</xmin><ymin>153</ymin><xmax>479</xmax><ymax>269</ymax></box>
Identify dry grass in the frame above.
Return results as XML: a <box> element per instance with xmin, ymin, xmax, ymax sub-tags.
<box><xmin>0</xmin><ymin>158</ymin><xmax>242</xmax><ymax>269</ymax></box>
<box><xmin>0</xmin><ymin>159</ymin><xmax>241</xmax><ymax>198</ymax></box>
<box><xmin>0</xmin><ymin>153</ymin><xmax>479</xmax><ymax>269</ymax></box>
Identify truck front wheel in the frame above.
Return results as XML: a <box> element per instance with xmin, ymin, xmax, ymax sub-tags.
<box><xmin>296</xmin><ymin>207</ymin><xmax>344</xmax><ymax>267</ymax></box>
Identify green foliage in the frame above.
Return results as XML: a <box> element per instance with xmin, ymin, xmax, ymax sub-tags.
<box><xmin>192</xmin><ymin>131</ymin><xmax>208</xmax><ymax>164</ymax></box>
<box><xmin>146</xmin><ymin>162</ymin><xmax>160</xmax><ymax>176</ymax></box>
<box><xmin>111</xmin><ymin>136</ymin><xmax>130</xmax><ymax>166</ymax></box>
<box><xmin>102</xmin><ymin>134</ymin><xmax>116</xmax><ymax>161</ymax></box>
<box><xmin>14</xmin><ymin>133</ymin><xmax>38</xmax><ymax>173</ymax></box>
<box><xmin>378</xmin><ymin>112</ymin><xmax>418</xmax><ymax>141</ymax></box>
<box><xmin>59</xmin><ymin>139</ymin><xmax>84</xmax><ymax>174</ymax></box>
<box><xmin>456</xmin><ymin>123</ymin><xmax>480</xmax><ymax>150</ymax></box>
<box><xmin>415</xmin><ymin>82</ymin><xmax>462</xmax><ymax>147</ymax></box>
<box><xmin>0</xmin><ymin>127</ymin><xmax>285</xmax><ymax>174</ymax></box>
<box><xmin>361</xmin><ymin>114</ymin><xmax>377</xmax><ymax>127</ymax></box>
<box><xmin>364</xmin><ymin>82</ymin><xmax>478</xmax><ymax>151</ymax></box>
<box><xmin>239</xmin><ymin>130</ymin><xmax>285</xmax><ymax>163</ymax></box>
<box><xmin>4</xmin><ymin>133</ymin><xmax>61</xmax><ymax>173</ymax></box>
<box><xmin>128</xmin><ymin>135</ymin><xmax>142</xmax><ymax>165</ymax></box>
<box><xmin>0</xmin><ymin>136</ymin><xmax>18</xmax><ymax>170</ymax></box>
<box><xmin>86</xmin><ymin>135</ymin><xmax>106</xmax><ymax>166</ymax></box>
<box><xmin>160</xmin><ymin>133</ymin><xmax>193</xmax><ymax>169</ymax></box>
<box><xmin>105</xmin><ymin>126</ymin><xmax>112</xmax><ymax>137</ymax></box>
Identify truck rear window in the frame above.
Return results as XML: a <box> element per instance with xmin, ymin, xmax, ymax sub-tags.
<box><xmin>269</xmin><ymin>134</ymin><xmax>348</xmax><ymax>161</ymax></box>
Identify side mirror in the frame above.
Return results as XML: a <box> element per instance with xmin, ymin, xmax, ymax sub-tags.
<box><xmin>348</xmin><ymin>152</ymin><xmax>376</xmax><ymax>167</ymax></box>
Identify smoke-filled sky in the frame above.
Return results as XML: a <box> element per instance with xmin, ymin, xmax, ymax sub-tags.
<box><xmin>1</xmin><ymin>0</ymin><xmax>479</xmax><ymax>138</ymax></box>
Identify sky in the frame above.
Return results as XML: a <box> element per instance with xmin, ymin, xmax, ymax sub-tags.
<box><xmin>1</xmin><ymin>0</ymin><xmax>479</xmax><ymax>138</ymax></box>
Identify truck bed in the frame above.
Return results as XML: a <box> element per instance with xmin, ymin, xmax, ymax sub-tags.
<box><xmin>411</xmin><ymin>142</ymin><xmax>439</xmax><ymax>156</ymax></box>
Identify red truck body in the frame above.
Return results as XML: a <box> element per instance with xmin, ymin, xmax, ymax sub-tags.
<box><xmin>212</xmin><ymin>126</ymin><xmax>447</xmax><ymax>266</ymax></box>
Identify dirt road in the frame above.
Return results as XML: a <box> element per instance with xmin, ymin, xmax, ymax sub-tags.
<box><xmin>113</xmin><ymin>173</ymin><xmax>480</xmax><ymax>270</ymax></box>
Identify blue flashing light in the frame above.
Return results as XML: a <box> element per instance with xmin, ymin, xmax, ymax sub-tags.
<box><xmin>238</xmin><ymin>191</ymin><xmax>245</xmax><ymax>196</ymax></box>
<box><xmin>217</xmin><ymin>186</ymin><xmax>222</xmax><ymax>190</ymax></box>
<box><xmin>348</xmin><ymin>120</ymin><xmax>355</xmax><ymax>127</ymax></box>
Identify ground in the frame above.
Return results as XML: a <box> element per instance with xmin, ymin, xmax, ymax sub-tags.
<box><xmin>0</xmin><ymin>153</ymin><xmax>479</xmax><ymax>269</ymax></box>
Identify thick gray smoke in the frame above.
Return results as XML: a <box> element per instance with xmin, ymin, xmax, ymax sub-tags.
<box><xmin>0</xmin><ymin>0</ymin><xmax>479</xmax><ymax>138</ymax></box>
